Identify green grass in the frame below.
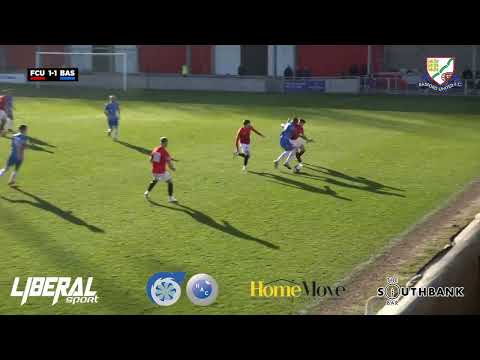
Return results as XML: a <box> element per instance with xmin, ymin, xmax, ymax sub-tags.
<box><xmin>1</xmin><ymin>86</ymin><xmax>480</xmax><ymax>314</ymax></box>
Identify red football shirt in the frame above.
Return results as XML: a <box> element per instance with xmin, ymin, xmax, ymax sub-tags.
<box><xmin>0</xmin><ymin>96</ymin><xmax>6</xmax><ymax>110</ymax></box>
<box><xmin>151</xmin><ymin>146</ymin><xmax>171</xmax><ymax>174</ymax></box>
<box><xmin>291</xmin><ymin>124</ymin><xmax>304</xmax><ymax>140</ymax></box>
<box><xmin>237</xmin><ymin>127</ymin><xmax>253</xmax><ymax>144</ymax></box>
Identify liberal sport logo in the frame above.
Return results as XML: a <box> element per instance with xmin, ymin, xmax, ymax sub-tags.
<box><xmin>418</xmin><ymin>57</ymin><xmax>463</xmax><ymax>92</ymax></box>
<box><xmin>11</xmin><ymin>277</ymin><xmax>98</xmax><ymax>306</ymax></box>
<box><xmin>146</xmin><ymin>272</ymin><xmax>186</xmax><ymax>306</ymax></box>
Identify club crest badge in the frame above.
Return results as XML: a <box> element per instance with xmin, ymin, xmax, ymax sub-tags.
<box><xmin>418</xmin><ymin>57</ymin><xmax>463</xmax><ymax>92</ymax></box>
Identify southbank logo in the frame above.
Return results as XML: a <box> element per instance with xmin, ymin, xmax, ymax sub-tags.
<box><xmin>377</xmin><ymin>275</ymin><xmax>464</xmax><ymax>306</ymax></box>
<box><xmin>418</xmin><ymin>57</ymin><xmax>463</xmax><ymax>92</ymax></box>
<box><xmin>250</xmin><ymin>280</ymin><xmax>345</xmax><ymax>299</ymax></box>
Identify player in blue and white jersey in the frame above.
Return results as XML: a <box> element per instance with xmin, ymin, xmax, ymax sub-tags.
<box><xmin>0</xmin><ymin>124</ymin><xmax>29</xmax><ymax>186</ymax></box>
<box><xmin>273</xmin><ymin>118</ymin><xmax>299</xmax><ymax>169</ymax></box>
<box><xmin>104</xmin><ymin>95</ymin><xmax>120</xmax><ymax>141</ymax></box>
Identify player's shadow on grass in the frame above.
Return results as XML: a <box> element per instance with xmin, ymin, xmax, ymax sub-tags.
<box><xmin>1</xmin><ymin>187</ymin><xmax>104</xmax><ymax>233</ymax></box>
<box><xmin>249</xmin><ymin>171</ymin><xmax>352</xmax><ymax>202</ymax></box>
<box><xmin>147</xmin><ymin>199</ymin><xmax>279</xmax><ymax>250</ymax></box>
<box><xmin>29</xmin><ymin>136</ymin><xmax>56</xmax><ymax>148</ymax></box>
<box><xmin>116</xmin><ymin>141</ymin><xmax>151</xmax><ymax>156</ymax></box>
<box><xmin>27</xmin><ymin>143</ymin><xmax>55</xmax><ymax>154</ymax></box>
<box><xmin>0</xmin><ymin>205</ymin><xmax>159</xmax><ymax>313</ymax></box>
<box><xmin>2</xmin><ymin>135</ymin><xmax>55</xmax><ymax>154</ymax></box>
<box><xmin>302</xmin><ymin>164</ymin><xmax>406</xmax><ymax>198</ymax></box>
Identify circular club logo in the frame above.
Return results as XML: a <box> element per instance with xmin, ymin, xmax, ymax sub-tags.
<box><xmin>146</xmin><ymin>272</ymin><xmax>186</xmax><ymax>307</ymax></box>
<box><xmin>186</xmin><ymin>274</ymin><xmax>219</xmax><ymax>306</ymax></box>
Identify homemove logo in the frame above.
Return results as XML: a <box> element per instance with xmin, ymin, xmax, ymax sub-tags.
<box><xmin>11</xmin><ymin>277</ymin><xmax>99</xmax><ymax>306</ymax></box>
<box><xmin>250</xmin><ymin>279</ymin><xmax>345</xmax><ymax>299</ymax></box>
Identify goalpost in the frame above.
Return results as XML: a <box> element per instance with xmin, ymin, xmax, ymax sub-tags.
<box><xmin>35</xmin><ymin>51</ymin><xmax>128</xmax><ymax>91</ymax></box>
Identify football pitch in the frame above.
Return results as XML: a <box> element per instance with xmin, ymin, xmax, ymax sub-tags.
<box><xmin>1</xmin><ymin>87</ymin><xmax>480</xmax><ymax>314</ymax></box>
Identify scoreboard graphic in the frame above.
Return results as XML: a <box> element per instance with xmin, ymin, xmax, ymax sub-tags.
<box><xmin>27</xmin><ymin>68</ymin><xmax>79</xmax><ymax>82</ymax></box>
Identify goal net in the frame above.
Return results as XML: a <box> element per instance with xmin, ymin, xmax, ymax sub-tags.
<box><xmin>35</xmin><ymin>52</ymin><xmax>128</xmax><ymax>91</ymax></box>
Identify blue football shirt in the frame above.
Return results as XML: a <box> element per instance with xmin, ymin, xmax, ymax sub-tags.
<box><xmin>104</xmin><ymin>101</ymin><xmax>120</xmax><ymax>120</ymax></box>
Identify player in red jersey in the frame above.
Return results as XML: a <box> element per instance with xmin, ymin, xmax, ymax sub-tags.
<box><xmin>290</xmin><ymin>119</ymin><xmax>313</xmax><ymax>164</ymax></box>
<box><xmin>144</xmin><ymin>137</ymin><xmax>177</xmax><ymax>202</ymax></box>
<box><xmin>234</xmin><ymin>119</ymin><xmax>265</xmax><ymax>172</ymax></box>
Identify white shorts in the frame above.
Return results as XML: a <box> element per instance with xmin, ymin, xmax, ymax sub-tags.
<box><xmin>290</xmin><ymin>138</ymin><xmax>306</xmax><ymax>149</ymax></box>
<box><xmin>0</xmin><ymin>110</ymin><xmax>6</xmax><ymax>131</ymax></box>
<box><xmin>153</xmin><ymin>171</ymin><xmax>172</xmax><ymax>182</ymax></box>
<box><xmin>6</xmin><ymin>117</ymin><xmax>13</xmax><ymax>130</ymax></box>
<box><xmin>240</xmin><ymin>143</ymin><xmax>250</xmax><ymax>155</ymax></box>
